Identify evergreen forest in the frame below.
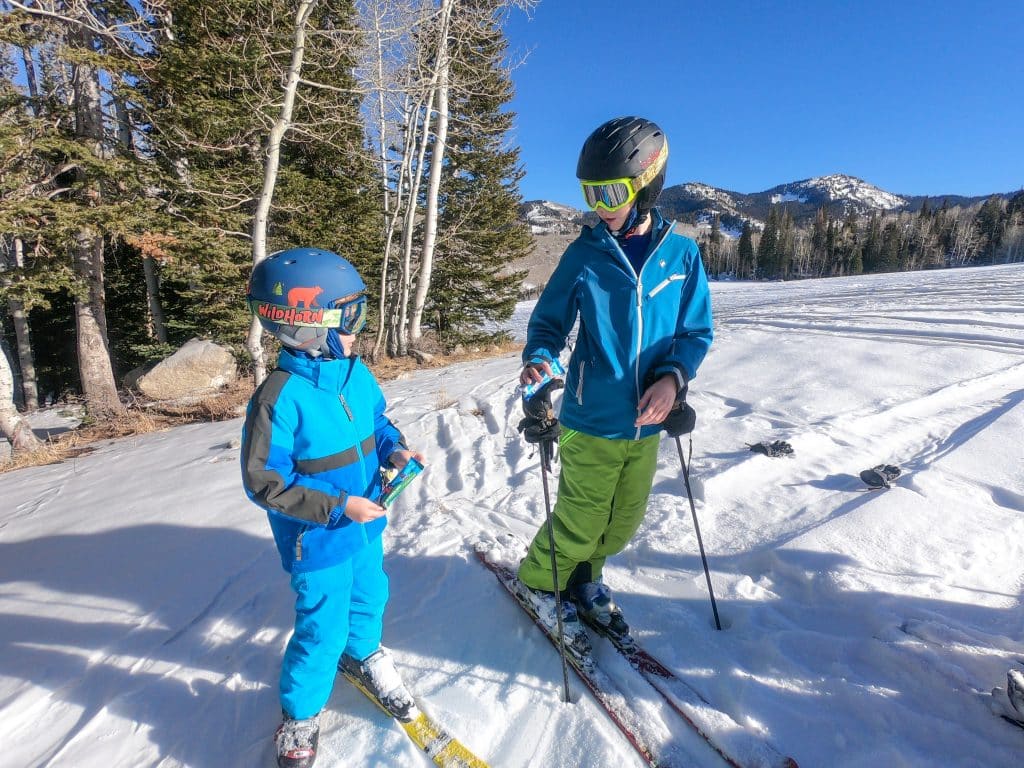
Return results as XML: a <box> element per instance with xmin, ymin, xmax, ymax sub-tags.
<box><xmin>0</xmin><ymin>0</ymin><xmax>533</xmax><ymax>421</ymax></box>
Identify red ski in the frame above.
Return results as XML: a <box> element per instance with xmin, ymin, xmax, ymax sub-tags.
<box><xmin>475</xmin><ymin>543</ymin><xmax>798</xmax><ymax>768</ymax></box>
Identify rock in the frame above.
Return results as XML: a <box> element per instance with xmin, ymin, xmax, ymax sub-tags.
<box><xmin>408</xmin><ymin>348</ymin><xmax>434</xmax><ymax>364</ymax></box>
<box><xmin>136</xmin><ymin>339</ymin><xmax>237</xmax><ymax>402</ymax></box>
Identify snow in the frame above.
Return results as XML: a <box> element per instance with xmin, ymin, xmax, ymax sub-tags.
<box><xmin>770</xmin><ymin>193</ymin><xmax>808</xmax><ymax>205</ymax></box>
<box><xmin>799</xmin><ymin>174</ymin><xmax>906</xmax><ymax>210</ymax></box>
<box><xmin>3</xmin><ymin>263</ymin><xmax>1024</xmax><ymax>767</ymax></box>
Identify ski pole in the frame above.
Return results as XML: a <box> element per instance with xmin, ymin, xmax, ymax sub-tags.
<box><xmin>674</xmin><ymin>435</ymin><xmax>722</xmax><ymax>631</ymax></box>
<box><xmin>539</xmin><ymin>437</ymin><xmax>572</xmax><ymax>703</ymax></box>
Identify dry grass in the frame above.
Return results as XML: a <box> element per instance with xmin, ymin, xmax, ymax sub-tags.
<box><xmin>1</xmin><ymin>340</ymin><xmax>522</xmax><ymax>474</ymax></box>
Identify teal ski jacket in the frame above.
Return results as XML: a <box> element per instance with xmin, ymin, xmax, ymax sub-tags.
<box><xmin>524</xmin><ymin>210</ymin><xmax>713</xmax><ymax>440</ymax></box>
<box><xmin>241</xmin><ymin>350</ymin><xmax>405</xmax><ymax>573</ymax></box>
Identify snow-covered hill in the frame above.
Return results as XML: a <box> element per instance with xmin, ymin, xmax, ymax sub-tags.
<box><xmin>528</xmin><ymin>175</ymin><xmax>1010</xmax><ymax>236</ymax></box>
<box><xmin>3</xmin><ymin>263</ymin><xmax>1024</xmax><ymax>767</ymax></box>
<box><xmin>519</xmin><ymin>200</ymin><xmax>583</xmax><ymax>235</ymax></box>
<box><xmin>766</xmin><ymin>174</ymin><xmax>906</xmax><ymax>211</ymax></box>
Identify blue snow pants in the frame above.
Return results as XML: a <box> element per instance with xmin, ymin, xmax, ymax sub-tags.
<box><xmin>280</xmin><ymin>534</ymin><xmax>388</xmax><ymax>719</ymax></box>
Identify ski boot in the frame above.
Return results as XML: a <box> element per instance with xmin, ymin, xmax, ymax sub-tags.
<box><xmin>339</xmin><ymin>647</ymin><xmax>417</xmax><ymax>722</ymax></box>
<box><xmin>572</xmin><ymin>581</ymin><xmax>633</xmax><ymax>648</ymax></box>
<box><xmin>275</xmin><ymin>712</ymin><xmax>320</xmax><ymax>768</ymax></box>
<box><xmin>517</xmin><ymin>582</ymin><xmax>593</xmax><ymax>663</ymax></box>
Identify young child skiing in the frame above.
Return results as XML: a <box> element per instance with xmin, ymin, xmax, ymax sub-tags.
<box><xmin>517</xmin><ymin>116</ymin><xmax>714</xmax><ymax>658</ymax></box>
<box><xmin>241</xmin><ymin>246</ymin><xmax>425</xmax><ymax>768</ymax></box>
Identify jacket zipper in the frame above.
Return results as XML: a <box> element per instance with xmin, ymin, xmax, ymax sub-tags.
<box><xmin>633</xmin><ymin>222</ymin><xmax>675</xmax><ymax>440</ymax></box>
<box><xmin>647</xmin><ymin>273</ymin><xmax>687</xmax><ymax>298</ymax></box>
<box><xmin>339</xmin><ymin>392</ymin><xmax>370</xmax><ymax>493</ymax></box>
<box><xmin>604</xmin><ymin>220</ymin><xmax>676</xmax><ymax>441</ymax></box>
<box><xmin>576</xmin><ymin>361</ymin><xmax>586</xmax><ymax>405</ymax></box>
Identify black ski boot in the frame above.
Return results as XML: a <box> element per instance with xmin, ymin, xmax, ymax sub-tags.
<box><xmin>275</xmin><ymin>713</ymin><xmax>319</xmax><ymax>768</ymax></box>
<box><xmin>572</xmin><ymin>581</ymin><xmax>633</xmax><ymax>647</ymax></box>
<box><xmin>515</xmin><ymin>582</ymin><xmax>594</xmax><ymax>663</ymax></box>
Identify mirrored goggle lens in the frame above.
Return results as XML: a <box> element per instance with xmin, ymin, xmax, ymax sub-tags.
<box><xmin>335</xmin><ymin>295</ymin><xmax>367</xmax><ymax>334</ymax></box>
<box><xmin>581</xmin><ymin>181</ymin><xmax>634</xmax><ymax>211</ymax></box>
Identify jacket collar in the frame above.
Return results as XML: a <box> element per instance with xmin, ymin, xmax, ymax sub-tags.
<box><xmin>277</xmin><ymin>350</ymin><xmax>355</xmax><ymax>392</ymax></box>
<box><xmin>585</xmin><ymin>207</ymin><xmax>672</xmax><ymax>254</ymax></box>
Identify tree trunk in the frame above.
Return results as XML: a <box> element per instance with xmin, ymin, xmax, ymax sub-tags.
<box><xmin>72</xmin><ymin>30</ymin><xmax>125</xmax><ymax>420</ymax></box>
<box><xmin>8</xmin><ymin>238</ymin><xmax>38</xmax><ymax>410</ymax></box>
<box><xmin>246</xmin><ymin>0</ymin><xmax>318</xmax><ymax>386</ymax></box>
<box><xmin>74</xmin><ymin>234</ymin><xmax>124</xmax><ymax>419</ymax></box>
<box><xmin>408</xmin><ymin>0</ymin><xmax>452</xmax><ymax>343</ymax></box>
<box><xmin>142</xmin><ymin>255</ymin><xmax>168</xmax><ymax>343</ymax></box>
<box><xmin>0</xmin><ymin>343</ymin><xmax>41</xmax><ymax>453</ymax></box>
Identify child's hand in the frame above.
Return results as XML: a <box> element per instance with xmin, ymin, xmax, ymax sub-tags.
<box><xmin>389</xmin><ymin>449</ymin><xmax>425</xmax><ymax>469</ymax></box>
<box><xmin>635</xmin><ymin>374</ymin><xmax>678</xmax><ymax>427</ymax></box>
<box><xmin>344</xmin><ymin>496</ymin><xmax>386</xmax><ymax>523</ymax></box>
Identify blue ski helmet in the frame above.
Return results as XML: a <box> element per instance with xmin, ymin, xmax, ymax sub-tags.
<box><xmin>247</xmin><ymin>247</ymin><xmax>367</xmax><ymax>359</ymax></box>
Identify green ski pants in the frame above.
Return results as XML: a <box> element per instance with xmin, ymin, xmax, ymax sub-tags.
<box><xmin>518</xmin><ymin>428</ymin><xmax>660</xmax><ymax>593</ymax></box>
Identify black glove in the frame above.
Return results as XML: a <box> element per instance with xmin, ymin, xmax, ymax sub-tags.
<box><xmin>748</xmin><ymin>440</ymin><xmax>794</xmax><ymax>457</ymax></box>
<box><xmin>662</xmin><ymin>401</ymin><xmax>697</xmax><ymax>437</ymax></box>
<box><xmin>645</xmin><ymin>374</ymin><xmax>694</xmax><ymax>437</ymax></box>
<box><xmin>518</xmin><ymin>378</ymin><xmax>563</xmax><ymax>445</ymax></box>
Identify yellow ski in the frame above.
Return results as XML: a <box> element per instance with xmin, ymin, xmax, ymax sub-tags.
<box><xmin>343</xmin><ymin>671</ymin><xmax>489</xmax><ymax>768</ymax></box>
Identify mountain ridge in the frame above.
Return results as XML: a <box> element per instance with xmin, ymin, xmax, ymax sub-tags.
<box><xmin>522</xmin><ymin>173</ymin><xmax>1018</xmax><ymax>235</ymax></box>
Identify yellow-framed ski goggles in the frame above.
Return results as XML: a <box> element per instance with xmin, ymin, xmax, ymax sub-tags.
<box><xmin>579</xmin><ymin>142</ymin><xmax>669</xmax><ymax>212</ymax></box>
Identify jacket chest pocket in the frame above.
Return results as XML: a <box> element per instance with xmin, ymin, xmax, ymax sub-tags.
<box><xmin>646</xmin><ymin>273</ymin><xmax>687</xmax><ymax>299</ymax></box>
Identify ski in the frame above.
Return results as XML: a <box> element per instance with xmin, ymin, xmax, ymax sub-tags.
<box><xmin>341</xmin><ymin>668</ymin><xmax>489</xmax><ymax>768</ymax></box>
<box><xmin>476</xmin><ymin>540</ymin><xmax>798</xmax><ymax>768</ymax></box>
<box><xmin>585</xmin><ymin>617</ymin><xmax>798</xmax><ymax>768</ymax></box>
<box><xmin>474</xmin><ymin>547</ymin><xmax>688</xmax><ymax>768</ymax></box>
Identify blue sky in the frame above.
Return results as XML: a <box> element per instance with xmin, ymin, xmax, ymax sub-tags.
<box><xmin>502</xmin><ymin>1</ymin><xmax>1024</xmax><ymax>206</ymax></box>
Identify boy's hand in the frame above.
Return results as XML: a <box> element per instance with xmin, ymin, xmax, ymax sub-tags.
<box><xmin>344</xmin><ymin>495</ymin><xmax>386</xmax><ymax>523</ymax></box>
<box><xmin>635</xmin><ymin>374</ymin><xmax>678</xmax><ymax>427</ymax></box>
<box><xmin>388</xmin><ymin>449</ymin><xmax>425</xmax><ymax>469</ymax></box>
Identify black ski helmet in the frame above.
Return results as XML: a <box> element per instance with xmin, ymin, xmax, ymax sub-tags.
<box><xmin>576</xmin><ymin>116</ymin><xmax>668</xmax><ymax>217</ymax></box>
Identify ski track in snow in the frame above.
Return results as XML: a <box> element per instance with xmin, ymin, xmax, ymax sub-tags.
<box><xmin>1</xmin><ymin>264</ymin><xmax>1024</xmax><ymax>767</ymax></box>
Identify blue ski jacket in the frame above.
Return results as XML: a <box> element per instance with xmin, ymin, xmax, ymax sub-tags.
<box><xmin>241</xmin><ymin>350</ymin><xmax>405</xmax><ymax>573</ymax></box>
<box><xmin>524</xmin><ymin>210</ymin><xmax>713</xmax><ymax>440</ymax></box>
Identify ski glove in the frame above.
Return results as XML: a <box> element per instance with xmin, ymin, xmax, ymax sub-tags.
<box><xmin>519</xmin><ymin>378</ymin><xmax>562</xmax><ymax>445</ymax></box>
<box><xmin>662</xmin><ymin>382</ymin><xmax>696</xmax><ymax>437</ymax></box>
<box><xmin>748</xmin><ymin>440</ymin><xmax>794</xmax><ymax>458</ymax></box>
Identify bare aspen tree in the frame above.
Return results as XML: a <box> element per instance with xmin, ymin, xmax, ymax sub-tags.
<box><xmin>0</xmin><ymin>341</ymin><xmax>41</xmax><ymax>453</ymax></box>
<box><xmin>246</xmin><ymin>0</ymin><xmax>319</xmax><ymax>385</ymax></box>
<box><xmin>3</xmin><ymin>239</ymin><xmax>39</xmax><ymax>409</ymax></box>
<box><xmin>407</xmin><ymin>0</ymin><xmax>452</xmax><ymax>344</ymax></box>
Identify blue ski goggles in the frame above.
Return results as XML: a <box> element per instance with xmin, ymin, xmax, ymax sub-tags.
<box><xmin>334</xmin><ymin>294</ymin><xmax>368</xmax><ymax>335</ymax></box>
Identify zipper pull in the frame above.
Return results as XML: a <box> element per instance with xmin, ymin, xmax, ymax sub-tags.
<box><xmin>338</xmin><ymin>394</ymin><xmax>353</xmax><ymax>421</ymax></box>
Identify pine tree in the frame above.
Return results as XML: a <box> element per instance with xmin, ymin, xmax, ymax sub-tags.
<box><xmin>758</xmin><ymin>207</ymin><xmax>779</xmax><ymax>278</ymax></box>
<box><xmin>426</xmin><ymin>0</ymin><xmax>530</xmax><ymax>349</ymax></box>
<box><xmin>737</xmin><ymin>221</ymin><xmax>756</xmax><ymax>279</ymax></box>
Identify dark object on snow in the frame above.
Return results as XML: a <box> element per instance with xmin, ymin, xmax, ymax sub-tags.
<box><xmin>747</xmin><ymin>440</ymin><xmax>794</xmax><ymax>458</ymax></box>
<box><xmin>860</xmin><ymin>464</ymin><xmax>901</xmax><ymax>489</ymax></box>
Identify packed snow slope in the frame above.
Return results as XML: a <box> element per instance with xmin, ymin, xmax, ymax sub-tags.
<box><xmin>2</xmin><ymin>264</ymin><xmax>1023</xmax><ymax>768</ymax></box>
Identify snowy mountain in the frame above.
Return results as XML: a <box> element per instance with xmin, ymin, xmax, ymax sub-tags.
<box><xmin>518</xmin><ymin>200</ymin><xmax>584</xmax><ymax>235</ymax></box>
<box><xmin>765</xmin><ymin>174</ymin><xmax>906</xmax><ymax>211</ymax></box>
<box><xmin>523</xmin><ymin>175</ymin><xmax>1012</xmax><ymax>237</ymax></box>
<box><xmin>3</xmin><ymin>264</ymin><xmax>1024</xmax><ymax>768</ymax></box>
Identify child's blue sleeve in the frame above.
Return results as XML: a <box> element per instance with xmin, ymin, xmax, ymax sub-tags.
<box><xmin>242</xmin><ymin>393</ymin><xmax>348</xmax><ymax>527</ymax></box>
<box><xmin>369</xmin><ymin>378</ymin><xmax>406</xmax><ymax>466</ymax></box>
